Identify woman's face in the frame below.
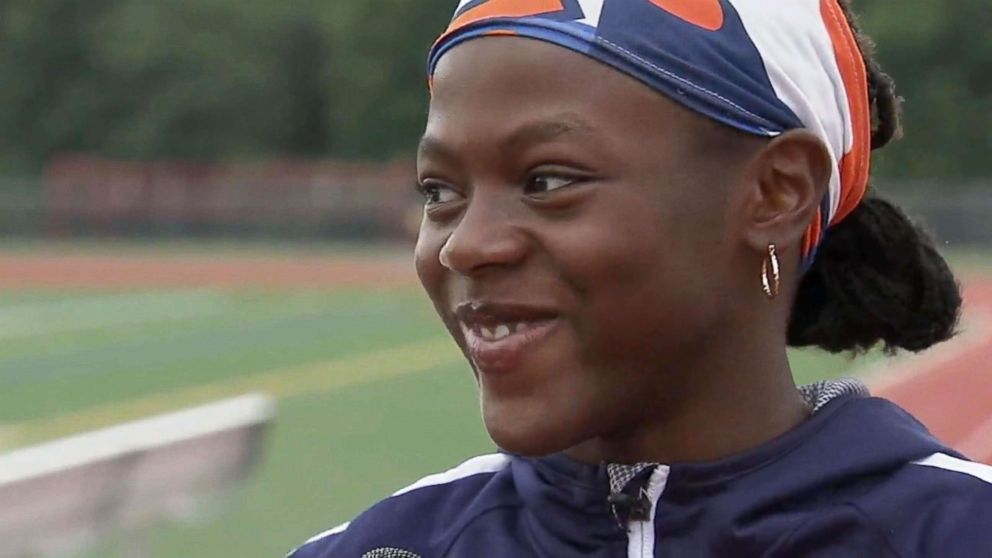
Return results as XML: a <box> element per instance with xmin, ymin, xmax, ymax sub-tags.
<box><xmin>416</xmin><ymin>37</ymin><xmax>757</xmax><ymax>457</ymax></box>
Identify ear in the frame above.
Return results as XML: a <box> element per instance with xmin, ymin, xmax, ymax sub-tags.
<box><xmin>742</xmin><ymin>130</ymin><xmax>832</xmax><ymax>255</ymax></box>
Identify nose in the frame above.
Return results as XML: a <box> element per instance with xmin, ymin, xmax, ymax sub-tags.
<box><xmin>439</xmin><ymin>193</ymin><xmax>528</xmax><ymax>275</ymax></box>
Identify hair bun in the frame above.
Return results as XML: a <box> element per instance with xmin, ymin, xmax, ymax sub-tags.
<box><xmin>788</xmin><ymin>196</ymin><xmax>962</xmax><ymax>354</ymax></box>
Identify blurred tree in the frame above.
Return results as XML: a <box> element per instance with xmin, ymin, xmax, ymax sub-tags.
<box><xmin>281</xmin><ymin>18</ymin><xmax>333</xmax><ymax>155</ymax></box>
<box><xmin>0</xmin><ymin>0</ymin><xmax>333</xmax><ymax>169</ymax></box>
<box><xmin>858</xmin><ymin>0</ymin><xmax>992</xmax><ymax>179</ymax></box>
<box><xmin>0</xmin><ymin>0</ymin><xmax>114</xmax><ymax>171</ymax></box>
<box><xmin>320</xmin><ymin>0</ymin><xmax>452</xmax><ymax>159</ymax></box>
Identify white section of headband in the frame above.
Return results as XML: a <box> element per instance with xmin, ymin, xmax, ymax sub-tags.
<box><xmin>732</xmin><ymin>0</ymin><xmax>854</xmax><ymax>225</ymax></box>
<box><xmin>575</xmin><ymin>0</ymin><xmax>604</xmax><ymax>27</ymax></box>
<box><xmin>451</xmin><ymin>0</ymin><xmax>604</xmax><ymax>27</ymax></box>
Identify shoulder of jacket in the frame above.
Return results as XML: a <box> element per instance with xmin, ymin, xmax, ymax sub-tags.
<box><xmin>908</xmin><ymin>451</ymin><xmax>992</xmax><ymax>488</ymax></box>
<box><xmin>873</xmin><ymin>453</ymin><xmax>992</xmax><ymax>557</ymax></box>
<box><xmin>772</xmin><ymin>501</ymin><xmax>902</xmax><ymax>557</ymax></box>
<box><xmin>786</xmin><ymin>452</ymin><xmax>992</xmax><ymax>558</ymax></box>
<box><xmin>288</xmin><ymin>453</ymin><xmax>513</xmax><ymax>558</ymax></box>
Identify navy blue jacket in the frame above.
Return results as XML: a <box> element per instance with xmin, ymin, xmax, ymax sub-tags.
<box><xmin>290</xmin><ymin>393</ymin><xmax>992</xmax><ymax>557</ymax></box>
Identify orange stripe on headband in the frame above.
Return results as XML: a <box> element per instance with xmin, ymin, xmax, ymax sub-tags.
<box><xmin>484</xmin><ymin>29</ymin><xmax>520</xmax><ymax>37</ymax></box>
<box><xmin>820</xmin><ymin>0</ymin><xmax>871</xmax><ymax>227</ymax></box>
<box><xmin>449</xmin><ymin>0</ymin><xmax>565</xmax><ymax>33</ymax></box>
<box><xmin>430</xmin><ymin>0</ymin><xmax>561</xmax><ymax>69</ymax></box>
<box><xmin>802</xmin><ymin>208</ymin><xmax>824</xmax><ymax>260</ymax></box>
<box><xmin>429</xmin><ymin>0</ymin><xmax>559</xmax><ymax>93</ymax></box>
<box><xmin>646</xmin><ymin>0</ymin><xmax>725</xmax><ymax>32</ymax></box>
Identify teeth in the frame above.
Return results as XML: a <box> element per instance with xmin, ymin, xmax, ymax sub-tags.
<box><xmin>462</xmin><ymin>319</ymin><xmax>550</xmax><ymax>342</ymax></box>
<box><xmin>467</xmin><ymin>323</ymin><xmax>516</xmax><ymax>341</ymax></box>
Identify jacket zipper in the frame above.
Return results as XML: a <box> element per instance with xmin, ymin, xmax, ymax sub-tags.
<box><xmin>625</xmin><ymin>466</ymin><xmax>670</xmax><ymax>558</ymax></box>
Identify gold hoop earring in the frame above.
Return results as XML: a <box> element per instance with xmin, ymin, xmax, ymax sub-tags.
<box><xmin>761</xmin><ymin>244</ymin><xmax>780</xmax><ymax>300</ymax></box>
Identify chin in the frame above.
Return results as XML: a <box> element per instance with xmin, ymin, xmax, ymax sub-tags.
<box><xmin>482</xmin><ymin>400</ymin><xmax>582</xmax><ymax>457</ymax></box>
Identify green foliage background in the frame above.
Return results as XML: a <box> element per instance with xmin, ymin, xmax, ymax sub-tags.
<box><xmin>0</xmin><ymin>0</ymin><xmax>988</xmax><ymax>178</ymax></box>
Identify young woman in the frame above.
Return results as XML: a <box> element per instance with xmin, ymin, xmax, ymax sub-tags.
<box><xmin>291</xmin><ymin>1</ymin><xmax>992</xmax><ymax>556</ymax></box>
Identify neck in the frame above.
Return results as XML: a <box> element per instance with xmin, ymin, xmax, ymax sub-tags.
<box><xmin>566</xmin><ymin>317</ymin><xmax>810</xmax><ymax>465</ymax></box>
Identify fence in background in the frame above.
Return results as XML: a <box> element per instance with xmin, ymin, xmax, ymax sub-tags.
<box><xmin>876</xmin><ymin>180</ymin><xmax>992</xmax><ymax>247</ymax></box>
<box><xmin>26</xmin><ymin>155</ymin><xmax>421</xmax><ymax>240</ymax></box>
<box><xmin>0</xmin><ymin>177</ymin><xmax>44</xmax><ymax>238</ymax></box>
<box><xmin>0</xmin><ymin>158</ymin><xmax>989</xmax><ymax>245</ymax></box>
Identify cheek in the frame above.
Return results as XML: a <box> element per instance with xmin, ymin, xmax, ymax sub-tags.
<box><xmin>416</xmin><ymin>227</ymin><xmax>467</xmax><ymax>347</ymax></box>
<box><xmin>559</xmin><ymin>190</ymin><xmax>730</xmax><ymax>362</ymax></box>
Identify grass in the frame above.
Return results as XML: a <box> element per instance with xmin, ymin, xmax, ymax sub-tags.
<box><xmin>1</xmin><ymin>242</ymin><xmax>944</xmax><ymax>557</ymax></box>
<box><xmin>0</xmin><ymin>290</ymin><xmax>443</xmax><ymax>422</ymax></box>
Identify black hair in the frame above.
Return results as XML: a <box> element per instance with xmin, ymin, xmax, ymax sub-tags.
<box><xmin>786</xmin><ymin>1</ymin><xmax>962</xmax><ymax>354</ymax></box>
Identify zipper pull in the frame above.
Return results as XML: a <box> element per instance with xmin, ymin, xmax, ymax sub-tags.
<box><xmin>608</xmin><ymin>487</ymin><xmax>652</xmax><ymax>525</ymax></box>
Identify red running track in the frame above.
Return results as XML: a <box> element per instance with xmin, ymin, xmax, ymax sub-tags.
<box><xmin>872</xmin><ymin>276</ymin><xmax>992</xmax><ymax>464</ymax></box>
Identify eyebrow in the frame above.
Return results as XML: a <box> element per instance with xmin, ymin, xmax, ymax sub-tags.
<box><xmin>503</xmin><ymin>114</ymin><xmax>595</xmax><ymax>152</ymax></box>
<box><xmin>418</xmin><ymin>113</ymin><xmax>596</xmax><ymax>160</ymax></box>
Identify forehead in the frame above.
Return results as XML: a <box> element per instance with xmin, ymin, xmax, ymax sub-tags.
<box><xmin>426</xmin><ymin>37</ymin><xmax>693</xmax><ymax>144</ymax></box>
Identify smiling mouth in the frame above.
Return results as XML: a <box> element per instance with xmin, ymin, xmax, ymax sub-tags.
<box><xmin>461</xmin><ymin>319</ymin><xmax>550</xmax><ymax>342</ymax></box>
<box><xmin>460</xmin><ymin>319</ymin><xmax>559</xmax><ymax>372</ymax></box>
<box><xmin>453</xmin><ymin>301</ymin><xmax>561</xmax><ymax>374</ymax></box>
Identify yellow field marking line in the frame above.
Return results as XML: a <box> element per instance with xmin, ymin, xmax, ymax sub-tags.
<box><xmin>2</xmin><ymin>337</ymin><xmax>463</xmax><ymax>450</ymax></box>
<box><xmin>0</xmin><ymin>425</ymin><xmax>14</xmax><ymax>451</ymax></box>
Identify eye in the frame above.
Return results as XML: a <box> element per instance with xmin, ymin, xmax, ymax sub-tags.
<box><xmin>416</xmin><ymin>181</ymin><xmax>462</xmax><ymax>206</ymax></box>
<box><xmin>524</xmin><ymin>174</ymin><xmax>579</xmax><ymax>195</ymax></box>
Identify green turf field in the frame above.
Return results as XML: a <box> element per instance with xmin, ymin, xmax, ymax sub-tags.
<box><xmin>0</xmin><ymin>250</ymin><xmax>881</xmax><ymax>557</ymax></box>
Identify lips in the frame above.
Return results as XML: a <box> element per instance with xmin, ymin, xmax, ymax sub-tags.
<box><xmin>454</xmin><ymin>302</ymin><xmax>560</xmax><ymax>374</ymax></box>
